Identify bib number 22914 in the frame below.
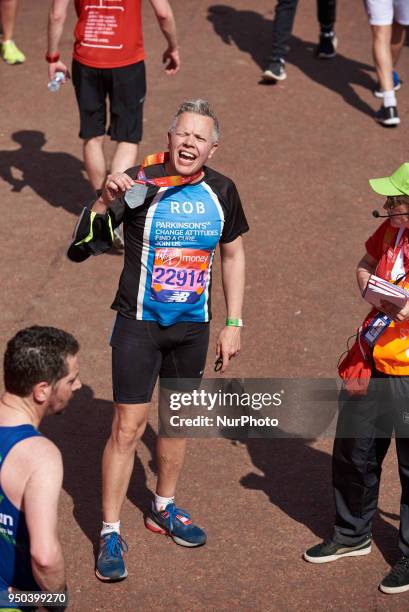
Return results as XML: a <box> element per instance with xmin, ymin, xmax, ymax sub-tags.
<box><xmin>151</xmin><ymin>248</ymin><xmax>210</xmax><ymax>304</ymax></box>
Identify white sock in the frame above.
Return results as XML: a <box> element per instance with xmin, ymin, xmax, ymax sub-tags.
<box><xmin>154</xmin><ymin>494</ymin><xmax>175</xmax><ymax>512</ymax></box>
<box><xmin>383</xmin><ymin>90</ymin><xmax>396</xmax><ymax>108</ymax></box>
<box><xmin>101</xmin><ymin>520</ymin><xmax>120</xmax><ymax>536</ymax></box>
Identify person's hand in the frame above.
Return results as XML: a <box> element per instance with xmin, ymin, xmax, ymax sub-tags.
<box><xmin>380</xmin><ymin>299</ymin><xmax>409</xmax><ymax>322</ymax></box>
<box><xmin>48</xmin><ymin>60</ymin><xmax>69</xmax><ymax>81</ymax></box>
<box><xmin>215</xmin><ymin>326</ymin><xmax>241</xmax><ymax>373</ymax></box>
<box><xmin>162</xmin><ymin>46</ymin><xmax>180</xmax><ymax>74</ymax></box>
<box><xmin>101</xmin><ymin>172</ymin><xmax>135</xmax><ymax>206</ymax></box>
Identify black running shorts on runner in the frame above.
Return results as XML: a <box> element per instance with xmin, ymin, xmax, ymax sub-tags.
<box><xmin>71</xmin><ymin>59</ymin><xmax>146</xmax><ymax>143</ymax></box>
<box><xmin>110</xmin><ymin>314</ymin><xmax>210</xmax><ymax>404</ymax></box>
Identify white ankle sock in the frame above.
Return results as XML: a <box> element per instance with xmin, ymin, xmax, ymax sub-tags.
<box><xmin>154</xmin><ymin>494</ymin><xmax>175</xmax><ymax>512</ymax></box>
<box><xmin>383</xmin><ymin>90</ymin><xmax>396</xmax><ymax>107</ymax></box>
<box><xmin>101</xmin><ymin>520</ymin><xmax>120</xmax><ymax>536</ymax></box>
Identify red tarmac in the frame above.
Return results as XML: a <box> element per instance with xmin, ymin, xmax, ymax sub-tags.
<box><xmin>1</xmin><ymin>1</ymin><xmax>409</xmax><ymax>609</ymax></box>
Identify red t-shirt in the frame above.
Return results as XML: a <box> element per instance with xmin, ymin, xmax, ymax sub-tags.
<box><xmin>73</xmin><ymin>0</ymin><xmax>144</xmax><ymax>69</ymax></box>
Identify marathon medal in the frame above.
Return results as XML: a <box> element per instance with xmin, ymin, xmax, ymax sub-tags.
<box><xmin>124</xmin><ymin>181</ymin><xmax>149</xmax><ymax>209</ymax></box>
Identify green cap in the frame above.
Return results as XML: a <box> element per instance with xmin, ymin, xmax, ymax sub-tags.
<box><xmin>369</xmin><ymin>163</ymin><xmax>409</xmax><ymax>196</ymax></box>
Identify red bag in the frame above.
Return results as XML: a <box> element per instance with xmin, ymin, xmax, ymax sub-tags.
<box><xmin>338</xmin><ymin>328</ymin><xmax>373</xmax><ymax>396</ymax></box>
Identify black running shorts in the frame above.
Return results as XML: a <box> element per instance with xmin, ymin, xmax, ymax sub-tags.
<box><xmin>110</xmin><ymin>314</ymin><xmax>210</xmax><ymax>404</ymax></box>
<box><xmin>71</xmin><ymin>59</ymin><xmax>146</xmax><ymax>143</ymax></box>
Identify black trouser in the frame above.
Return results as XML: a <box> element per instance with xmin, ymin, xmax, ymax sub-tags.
<box><xmin>333</xmin><ymin>372</ymin><xmax>409</xmax><ymax>555</ymax></box>
<box><xmin>269</xmin><ymin>0</ymin><xmax>336</xmax><ymax>60</ymax></box>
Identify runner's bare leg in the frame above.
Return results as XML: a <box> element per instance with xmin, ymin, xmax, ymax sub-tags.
<box><xmin>102</xmin><ymin>402</ymin><xmax>149</xmax><ymax>522</ymax></box>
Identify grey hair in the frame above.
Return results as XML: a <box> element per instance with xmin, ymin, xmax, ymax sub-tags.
<box><xmin>169</xmin><ymin>99</ymin><xmax>220</xmax><ymax>142</ymax></box>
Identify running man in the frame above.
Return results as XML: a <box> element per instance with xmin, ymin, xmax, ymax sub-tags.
<box><xmin>364</xmin><ymin>0</ymin><xmax>409</xmax><ymax>126</ymax></box>
<box><xmin>47</xmin><ymin>0</ymin><xmax>180</xmax><ymax>192</ymax></box>
<box><xmin>67</xmin><ymin>99</ymin><xmax>249</xmax><ymax>581</ymax></box>
<box><xmin>47</xmin><ymin>0</ymin><xmax>180</xmax><ymax>246</ymax></box>
<box><xmin>0</xmin><ymin>326</ymin><xmax>81</xmax><ymax>608</ymax></box>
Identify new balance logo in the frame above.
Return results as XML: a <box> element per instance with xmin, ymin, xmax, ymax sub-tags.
<box><xmin>168</xmin><ymin>292</ymin><xmax>190</xmax><ymax>303</ymax></box>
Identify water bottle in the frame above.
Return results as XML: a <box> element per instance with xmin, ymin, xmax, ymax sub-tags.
<box><xmin>48</xmin><ymin>71</ymin><xmax>65</xmax><ymax>92</ymax></box>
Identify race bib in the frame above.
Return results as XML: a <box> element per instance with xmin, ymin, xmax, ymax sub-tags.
<box><xmin>151</xmin><ymin>248</ymin><xmax>210</xmax><ymax>304</ymax></box>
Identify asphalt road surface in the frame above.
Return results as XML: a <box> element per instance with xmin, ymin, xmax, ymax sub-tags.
<box><xmin>1</xmin><ymin>1</ymin><xmax>408</xmax><ymax>610</ymax></box>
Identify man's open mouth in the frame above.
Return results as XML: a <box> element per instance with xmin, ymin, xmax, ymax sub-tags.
<box><xmin>179</xmin><ymin>150</ymin><xmax>196</xmax><ymax>161</ymax></box>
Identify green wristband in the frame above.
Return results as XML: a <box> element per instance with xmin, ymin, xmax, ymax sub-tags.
<box><xmin>226</xmin><ymin>318</ymin><xmax>243</xmax><ymax>327</ymax></box>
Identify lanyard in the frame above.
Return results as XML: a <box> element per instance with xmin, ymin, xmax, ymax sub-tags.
<box><xmin>136</xmin><ymin>151</ymin><xmax>202</xmax><ymax>188</ymax></box>
<box><xmin>376</xmin><ymin>226</ymin><xmax>409</xmax><ymax>283</ymax></box>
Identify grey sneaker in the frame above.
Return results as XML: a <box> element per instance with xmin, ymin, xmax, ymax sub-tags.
<box><xmin>262</xmin><ymin>59</ymin><xmax>287</xmax><ymax>82</ymax></box>
<box><xmin>303</xmin><ymin>537</ymin><xmax>371</xmax><ymax>564</ymax></box>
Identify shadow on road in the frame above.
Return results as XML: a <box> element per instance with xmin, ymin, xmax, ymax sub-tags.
<box><xmin>240</xmin><ymin>434</ymin><xmax>399</xmax><ymax>566</ymax></box>
<box><xmin>207</xmin><ymin>5</ymin><xmax>376</xmax><ymax>117</ymax></box>
<box><xmin>40</xmin><ymin>385</ymin><xmax>157</xmax><ymax>551</ymax></box>
<box><xmin>0</xmin><ymin>130</ymin><xmax>94</xmax><ymax>215</ymax></box>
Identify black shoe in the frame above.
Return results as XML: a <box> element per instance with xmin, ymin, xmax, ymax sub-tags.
<box><xmin>303</xmin><ymin>537</ymin><xmax>371</xmax><ymax>564</ymax></box>
<box><xmin>262</xmin><ymin>59</ymin><xmax>287</xmax><ymax>82</ymax></box>
<box><xmin>380</xmin><ymin>556</ymin><xmax>409</xmax><ymax>594</ymax></box>
<box><xmin>316</xmin><ymin>32</ymin><xmax>337</xmax><ymax>58</ymax></box>
<box><xmin>374</xmin><ymin>105</ymin><xmax>400</xmax><ymax>127</ymax></box>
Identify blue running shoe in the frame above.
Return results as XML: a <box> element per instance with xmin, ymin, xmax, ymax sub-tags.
<box><xmin>374</xmin><ymin>70</ymin><xmax>402</xmax><ymax>98</ymax></box>
<box><xmin>144</xmin><ymin>502</ymin><xmax>206</xmax><ymax>547</ymax></box>
<box><xmin>95</xmin><ymin>531</ymin><xmax>128</xmax><ymax>581</ymax></box>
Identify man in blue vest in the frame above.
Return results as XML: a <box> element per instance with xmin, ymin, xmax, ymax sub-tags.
<box><xmin>0</xmin><ymin>326</ymin><xmax>81</xmax><ymax>610</ymax></box>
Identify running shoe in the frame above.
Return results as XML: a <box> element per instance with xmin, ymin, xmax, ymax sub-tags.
<box><xmin>95</xmin><ymin>531</ymin><xmax>128</xmax><ymax>581</ymax></box>
<box><xmin>144</xmin><ymin>502</ymin><xmax>207</xmax><ymax>547</ymax></box>
<box><xmin>316</xmin><ymin>32</ymin><xmax>337</xmax><ymax>58</ymax></box>
<box><xmin>374</xmin><ymin>105</ymin><xmax>400</xmax><ymax>127</ymax></box>
<box><xmin>262</xmin><ymin>59</ymin><xmax>287</xmax><ymax>82</ymax></box>
<box><xmin>380</xmin><ymin>556</ymin><xmax>409</xmax><ymax>594</ymax></box>
<box><xmin>303</xmin><ymin>537</ymin><xmax>371</xmax><ymax>563</ymax></box>
<box><xmin>374</xmin><ymin>71</ymin><xmax>401</xmax><ymax>98</ymax></box>
<box><xmin>1</xmin><ymin>40</ymin><xmax>25</xmax><ymax>65</ymax></box>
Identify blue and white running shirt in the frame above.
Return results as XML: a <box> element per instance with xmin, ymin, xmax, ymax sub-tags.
<box><xmin>111</xmin><ymin>164</ymin><xmax>249</xmax><ymax>326</ymax></box>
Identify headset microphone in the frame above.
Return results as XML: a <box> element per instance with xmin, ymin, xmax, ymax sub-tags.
<box><xmin>372</xmin><ymin>210</ymin><xmax>409</xmax><ymax>218</ymax></box>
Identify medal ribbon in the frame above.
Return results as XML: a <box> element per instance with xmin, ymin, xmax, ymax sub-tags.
<box><xmin>136</xmin><ymin>151</ymin><xmax>202</xmax><ymax>188</ymax></box>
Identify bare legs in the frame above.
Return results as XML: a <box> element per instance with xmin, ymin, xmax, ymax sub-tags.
<box><xmin>370</xmin><ymin>21</ymin><xmax>406</xmax><ymax>125</ymax></box>
<box><xmin>371</xmin><ymin>24</ymin><xmax>394</xmax><ymax>92</ymax></box>
<box><xmin>156</xmin><ymin>437</ymin><xmax>187</xmax><ymax>497</ymax></box>
<box><xmin>0</xmin><ymin>0</ymin><xmax>25</xmax><ymax>64</ymax></box>
<box><xmin>102</xmin><ymin>403</ymin><xmax>187</xmax><ymax>523</ymax></box>
<box><xmin>1</xmin><ymin>0</ymin><xmax>18</xmax><ymax>41</ymax></box>
<box><xmin>371</xmin><ymin>22</ymin><xmax>406</xmax><ymax>92</ymax></box>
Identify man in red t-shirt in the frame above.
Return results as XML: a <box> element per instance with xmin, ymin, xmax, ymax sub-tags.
<box><xmin>46</xmin><ymin>0</ymin><xmax>180</xmax><ymax>202</ymax></box>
